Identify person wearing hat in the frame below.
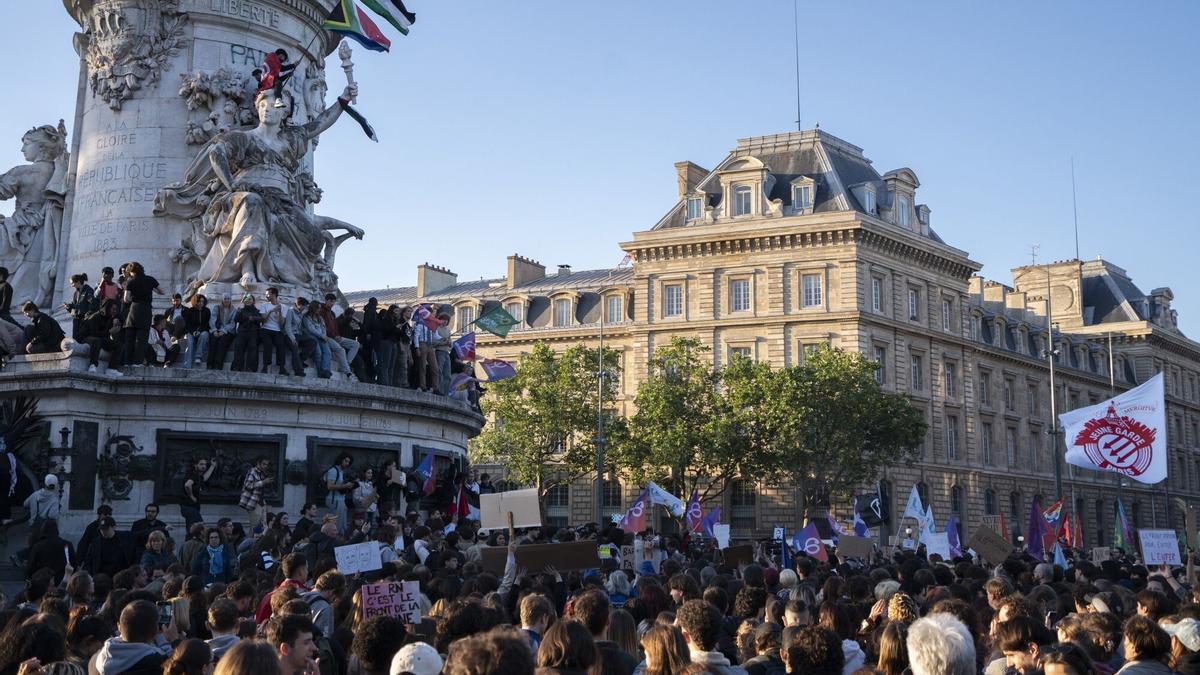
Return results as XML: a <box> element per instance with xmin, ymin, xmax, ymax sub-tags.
<box><xmin>1163</xmin><ymin>618</ymin><xmax>1200</xmax><ymax>675</ymax></box>
<box><xmin>82</xmin><ymin>515</ymin><xmax>132</xmax><ymax>578</ymax></box>
<box><xmin>22</xmin><ymin>473</ymin><xmax>61</xmax><ymax>530</ymax></box>
<box><xmin>390</xmin><ymin>642</ymin><xmax>443</xmax><ymax>675</ymax></box>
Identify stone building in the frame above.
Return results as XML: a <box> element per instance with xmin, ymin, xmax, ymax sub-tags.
<box><xmin>347</xmin><ymin>129</ymin><xmax>1197</xmax><ymax>545</ymax></box>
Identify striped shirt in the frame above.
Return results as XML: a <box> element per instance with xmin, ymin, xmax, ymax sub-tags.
<box><xmin>239</xmin><ymin>467</ymin><xmax>267</xmax><ymax>510</ymax></box>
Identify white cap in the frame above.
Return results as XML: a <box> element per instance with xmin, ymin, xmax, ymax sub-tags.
<box><xmin>390</xmin><ymin>642</ymin><xmax>443</xmax><ymax>675</ymax></box>
<box><xmin>1163</xmin><ymin>618</ymin><xmax>1200</xmax><ymax>652</ymax></box>
<box><xmin>44</xmin><ymin>474</ymin><xmax>58</xmax><ymax>487</ymax></box>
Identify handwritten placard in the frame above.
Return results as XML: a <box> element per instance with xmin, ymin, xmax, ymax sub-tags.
<box><xmin>620</xmin><ymin>545</ymin><xmax>635</xmax><ymax>571</ymax></box>
<box><xmin>712</xmin><ymin>523</ymin><xmax>731</xmax><ymax>549</ymax></box>
<box><xmin>480</xmin><ymin>488</ymin><xmax>542</xmax><ymax>530</ymax></box>
<box><xmin>837</xmin><ymin>535</ymin><xmax>873</xmax><ymax>559</ymax></box>
<box><xmin>335</xmin><ymin>541</ymin><xmax>382</xmax><ymax>574</ymax></box>
<box><xmin>1091</xmin><ymin>547</ymin><xmax>1113</xmax><ymax>564</ymax></box>
<box><xmin>966</xmin><ymin>526</ymin><xmax>1012</xmax><ymax>565</ymax></box>
<box><xmin>361</xmin><ymin>580</ymin><xmax>421</xmax><ymax>623</ymax></box>
<box><xmin>1139</xmin><ymin>529</ymin><xmax>1182</xmax><ymax>565</ymax></box>
<box><xmin>924</xmin><ymin>532</ymin><xmax>951</xmax><ymax>559</ymax></box>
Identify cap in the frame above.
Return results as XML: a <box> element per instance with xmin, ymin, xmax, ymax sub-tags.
<box><xmin>44</xmin><ymin>474</ymin><xmax>58</xmax><ymax>487</ymax></box>
<box><xmin>99</xmin><ymin>516</ymin><xmax>116</xmax><ymax>529</ymax></box>
<box><xmin>1163</xmin><ymin>618</ymin><xmax>1200</xmax><ymax>652</ymax></box>
<box><xmin>390</xmin><ymin>642</ymin><xmax>443</xmax><ymax>675</ymax></box>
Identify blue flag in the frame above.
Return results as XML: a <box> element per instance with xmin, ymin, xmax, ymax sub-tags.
<box><xmin>1053</xmin><ymin>542</ymin><xmax>1068</xmax><ymax>568</ymax></box>
<box><xmin>853</xmin><ymin>502</ymin><xmax>869</xmax><ymax>537</ymax></box>
<box><xmin>701</xmin><ymin>506</ymin><xmax>721</xmax><ymax>538</ymax></box>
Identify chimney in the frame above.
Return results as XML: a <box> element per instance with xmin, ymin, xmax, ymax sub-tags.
<box><xmin>416</xmin><ymin>263</ymin><xmax>457</xmax><ymax>297</ymax></box>
<box><xmin>674</xmin><ymin>161</ymin><xmax>709</xmax><ymax>200</ymax></box>
<box><xmin>506</xmin><ymin>254</ymin><xmax>545</xmax><ymax>288</ymax></box>
<box><xmin>557</xmin><ymin>264</ymin><xmax>572</xmax><ymax>277</ymax></box>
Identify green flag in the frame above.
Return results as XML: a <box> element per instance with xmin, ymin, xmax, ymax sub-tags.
<box><xmin>473</xmin><ymin>305</ymin><xmax>518</xmax><ymax>338</ymax></box>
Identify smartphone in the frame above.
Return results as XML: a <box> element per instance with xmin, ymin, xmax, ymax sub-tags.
<box><xmin>156</xmin><ymin>601</ymin><xmax>173</xmax><ymax>626</ymax></box>
<box><xmin>1045</xmin><ymin>610</ymin><xmax>1059</xmax><ymax>628</ymax></box>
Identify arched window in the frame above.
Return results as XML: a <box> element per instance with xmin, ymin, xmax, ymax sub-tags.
<box><xmin>1010</xmin><ymin>492</ymin><xmax>1023</xmax><ymax>539</ymax></box>
<box><xmin>916</xmin><ymin>482</ymin><xmax>930</xmax><ymax>511</ymax></box>
<box><xmin>601</xmin><ymin>479</ymin><xmax>622</xmax><ymax>510</ymax></box>
<box><xmin>950</xmin><ymin>486</ymin><xmax>963</xmax><ymax>516</ymax></box>
<box><xmin>984</xmin><ymin>489</ymin><xmax>997</xmax><ymax>515</ymax></box>
<box><xmin>1095</xmin><ymin>500</ymin><xmax>1106</xmax><ymax>546</ymax></box>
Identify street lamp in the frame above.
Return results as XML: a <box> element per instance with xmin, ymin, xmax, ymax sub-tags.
<box><xmin>1017</xmin><ymin>535</ymin><xmax>1025</xmax><ymax>544</ymax></box>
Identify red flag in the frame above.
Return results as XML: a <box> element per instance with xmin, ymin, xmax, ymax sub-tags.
<box><xmin>1073</xmin><ymin>511</ymin><xmax>1084</xmax><ymax>549</ymax></box>
<box><xmin>618</xmin><ymin>490</ymin><xmax>649</xmax><ymax>534</ymax></box>
<box><xmin>415</xmin><ymin>304</ymin><xmax>441</xmax><ymax>330</ymax></box>
<box><xmin>451</xmin><ymin>485</ymin><xmax>480</xmax><ymax>521</ymax></box>
<box><xmin>795</xmin><ymin>522</ymin><xmax>827</xmax><ymax>562</ymax></box>
<box><xmin>998</xmin><ymin>512</ymin><xmax>1010</xmax><ymax>541</ymax></box>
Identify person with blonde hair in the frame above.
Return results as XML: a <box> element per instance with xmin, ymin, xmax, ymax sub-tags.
<box><xmin>214</xmin><ymin>640</ymin><xmax>282</xmax><ymax>675</ymax></box>
<box><xmin>140</xmin><ymin>530</ymin><xmax>177</xmax><ymax>575</ymax></box>
<box><xmin>639</xmin><ymin>625</ymin><xmax>690</xmax><ymax>675</ymax></box>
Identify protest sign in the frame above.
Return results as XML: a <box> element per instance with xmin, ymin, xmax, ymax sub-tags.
<box><xmin>900</xmin><ymin>539</ymin><xmax>915</xmax><ymax>550</ymax></box>
<box><xmin>1091</xmin><ymin>547</ymin><xmax>1113</xmax><ymax>564</ymax></box>
<box><xmin>837</xmin><ymin>535</ymin><xmax>873</xmax><ymax>559</ymax></box>
<box><xmin>924</xmin><ymin>532</ymin><xmax>951</xmax><ymax>559</ymax></box>
<box><xmin>480</xmin><ymin>541</ymin><xmax>601</xmax><ymax>575</ymax></box>
<box><xmin>723</xmin><ymin>544</ymin><xmax>754</xmax><ymax>567</ymax></box>
<box><xmin>1139</xmin><ymin>529</ymin><xmax>1182</xmax><ymax>565</ymax></box>
<box><xmin>966</xmin><ymin>526</ymin><xmax>1012</xmax><ymax>565</ymax></box>
<box><xmin>480</xmin><ymin>488</ymin><xmax>542</xmax><ymax>530</ymax></box>
<box><xmin>361</xmin><ymin>581</ymin><xmax>421</xmax><ymax>623</ymax></box>
<box><xmin>712</xmin><ymin>524</ymin><xmax>731</xmax><ymax>549</ymax></box>
<box><xmin>620</xmin><ymin>545</ymin><xmax>635</xmax><ymax>572</ymax></box>
<box><xmin>335</xmin><ymin>541</ymin><xmax>382</xmax><ymax>574</ymax></box>
<box><xmin>772</xmin><ymin>527</ymin><xmax>785</xmax><ymax>541</ymax></box>
<box><xmin>598</xmin><ymin>546</ymin><xmax>612</xmax><ymax>560</ymax></box>
<box><xmin>979</xmin><ymin>515</ymin><xmax>1005</xmax><ymax>536</ymax></box>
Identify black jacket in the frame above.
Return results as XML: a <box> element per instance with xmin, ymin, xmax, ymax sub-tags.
<box><xmin>27</xmin><ymin>313</ymin><xmax>64</xmax><ymax>349</ymax></box>
<box><xmin>743</xmin><ymin>653</ymin><xmax>786</xmax><ymax>675</ymax></box>
<box><xmin>82</xmin><ymin>534</ymin><xmax>132</xmax><ymax>578</ymax></box>
<box><xmin>26</xmin><ymin>535</ymin><xmax>75</xmax><ymax>581</ymax></box>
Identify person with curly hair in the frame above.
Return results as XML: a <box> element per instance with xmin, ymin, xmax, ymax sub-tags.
<box><xmin>349</xmin><ymin>615</ymin><xmax>407</xmax><ymax>675</ymax></box>
<box><xmin>781</xmin><ymin>626</ymin><xmax>843</xmax><ymax>675</ymax></box>
<box><xmin>443</xmin><ymin>627</ymin><xmax>535</xmax><ymax>675</ymax></box>
<box><xmin>675</xmin><ymin>599</ymin><xmax>746</xmax><ymax>675</ymax></box>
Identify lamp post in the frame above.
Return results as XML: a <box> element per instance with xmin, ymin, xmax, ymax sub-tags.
<box><xmin>595</xmin><ymin>295</ymin><xmax>606</xmax><ymax>525</ymax></box>
<box><xmin>1044</xmin><ymin>262</ymin><xmax>1063</xmax><ymax>502</ymax></box>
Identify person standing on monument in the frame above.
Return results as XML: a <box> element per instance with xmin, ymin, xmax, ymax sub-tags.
<box><xmin>323</xmin><ymin>453</ymin><xmax>354</xmax><ymax>534</ymax></box>
<box><xmin>63</xmin><ymin>273</ymin><xmax>94</xmax><ymax>341</ymax></box>
<box><xmin>434</xmin><ymin>311</ymin><xmax>452</xmax><ymax>395</ymax></box>
<box><xmin>232</xmin><ymin>293</ymin><xmax>263</xmax><ymax>372</ymax></box>
<box><xmin>182</xmin><ymin>456</ymin><xmax>218</xmax><ymax>528</ymax></box>
<box><xmin>259</xmin><ymin>287</ymin><xmax>292</xmax><ymax>377</ymax></box>
<box><xmin>239</xmin><ymin>456</ymin><xmax>274</xmax><ymax>528</ymax></box>
<box><xmin>208</xmin><ymin>293</ymin><xmax>237</xmax><ymax>370</ymax></box>
<box><xmin>121</xmin><ymin>262</ymin><xmax>163</xmax><ymax>367</ymax></box>
<box><xmin>0</xmin><ymin>267</ymin><xmax>14</xmax><ymax>326</ymax></box>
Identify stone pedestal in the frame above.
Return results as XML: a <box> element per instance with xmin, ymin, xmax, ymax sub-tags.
<box><xmin>0</xmin><ymin>352</ymin><xmax>482</xmax><ymax>541</ymax></box>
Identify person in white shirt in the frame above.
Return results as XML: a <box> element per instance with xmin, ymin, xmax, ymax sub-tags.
<box><xmin>258</xmin><ymin>287</ymin><xmax>293</xmax><ymax>376</ymax></box>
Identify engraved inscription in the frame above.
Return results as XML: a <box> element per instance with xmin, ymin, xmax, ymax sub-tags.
<box><xmin>230</xmin><ymin>43</ymin><xmax>268</xmax><ymax>68</ymax></box>
<box><xmin>210</xmin><ymin>0</ymin><xmax>281</xmax><ymax>28</ymax></box>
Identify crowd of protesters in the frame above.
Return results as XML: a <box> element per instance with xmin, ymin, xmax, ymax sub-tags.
<box><xmin>0</xmin><ymin>266</ymin><xmax>479</xmax><ymax>403</ymax></box>
<box><xmin>0</xmin><ymin>459</ymin><xmax>1196</xmax><ymax>675</ymax></box>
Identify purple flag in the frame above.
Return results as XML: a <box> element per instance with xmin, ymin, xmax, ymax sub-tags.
<box><xmin>1026</xmin><ymin>500</ymin><xmax>1047</xmax><ymax>559</ymax></box>
<box><xmin>480</xmin><ymin>358</ymin><xmax>517</xmax><ymax>382</ymax></box>
<box><xmin>701</xmin><ymin>506</ymin><xmax>721</xmax><ymax>537</ymax></box>
<box><xmin>946</xmin><ymin>515</ymin><xmax>962</xmax><ymax>558</ymax></box>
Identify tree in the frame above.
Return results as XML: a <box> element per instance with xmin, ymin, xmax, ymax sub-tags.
<box><xmin>471</xmin><ymin>342</ymin><xmax>624</xmax><ymax>497</ymax></box>
<box><xmin>726</xmin><ymin>345</ymin><xmax>927</xmax><ymax>518</ymax></box>
<box><xmin>609</xmin><ymin>337</ymin><xmax>760</xmax><ymax>504</ymax></box>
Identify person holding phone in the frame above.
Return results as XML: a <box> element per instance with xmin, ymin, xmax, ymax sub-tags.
<box><xmin>93</xmin><ymin>600</ymin><xmax>177</xmax><ymax>675</ymax></box>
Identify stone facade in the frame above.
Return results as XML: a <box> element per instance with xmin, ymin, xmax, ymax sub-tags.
<box><xmin>346</xmin><ymin>129</ymin><xmax>1197</xmax><ymax>545</ymax></box>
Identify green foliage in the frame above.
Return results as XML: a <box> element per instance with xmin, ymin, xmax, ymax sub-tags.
<box><xmin>471</xmin><ymin>343</ymin><xmax>624</xmax><ymax>496</ymax></box>
<box><xmin>726</xmin><ymin>345</ymin><xmax>927</xmax><ymax>512</ymax></box>
<box><xmin>609</xmin><ymin>338</ymin><xmax>756</xmax><ymax>502</ymax></box>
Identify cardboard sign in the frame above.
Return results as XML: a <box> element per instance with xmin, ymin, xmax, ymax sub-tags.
<box><xmin>362</xmin><ymin>580</ymin><xmax>421</xmax><ymax>623</ymax></box>
<box><xmin>724</xmin><ymin>544</ymin><xmax>754</xmax><ymax>567</ymax></box>
<box><xmin>837</xmin><ymin>535</ymin><xmax>874</xmax><ymax>559</ymax></box>
<box><xmin>598</xmin><ymin>546</ymin><xmax>612</xmax><ymax>560</ymax></box>
<box><xmin>979</xmin><ymin>515</ymin><xmax>1005</xmax><ymax>536</ymax></box>
<box><xmin>389</xmin><ymin>468</ymin><xmax>405</xmax><ymax>485</ymax></box>
<box><xmin>772</xmin><ymin>527</ymin><xmax>785</xmax><ymax>541</ymax></box>
<box><xmin>1140</xmin><ymin>529</ymin><xmax>1183</xmax><ymax>565</ymax></box>
<box><xmin>480</xmin><ymin>488</ymin><xmax>542</xmax><ymax>530</ymax></box>
<box><xmin>620</xmin><ymin>545</ymin><xmax>635</xmax><ymax>572</ymax></box>
<box><xmin>480</xmin><ymin>541</ymin><xmax>601</xmax><ymax>575</ymax></box>
<box><xmin>712</xmin><ymin>523</ymin><xmax>731</xmax><ymax>549</ymax></box>
<box><xmin>924</xmin><ymin>532</ymin><xmax>951</xmax><ymax>559</ymax></box>
<box><xmin>335</xmin><ymin>541</ymin><xmax>382</xmax><ymax>574</ymax></box>
<box><xmin>966</xmin><ymin>526</ymin><xmax>1012</xmax><ymax>565</ymax></box>
<box><xmin>1091</xmin><ymin>547</ymin><xmax>1113</xmax><ymax>564</ymax></box>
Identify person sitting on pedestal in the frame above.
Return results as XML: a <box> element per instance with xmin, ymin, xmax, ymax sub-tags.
<box><xmin>146</xmin><ymin>314</ymin><xmax>178</xmax><ymax>367</ymax></box>
<box><xmin>231</xmin><ymin>294</ymin><xmax>262</xmax><ymax>372</ymax></box>
<box><xmin>182</xmin><ymin>294</ymin><xmax>211</xmax><ymax>369</ymax></box>
<box><xmin>81</xmin><ymin>299</ymin><xmax>123</xmax><ymax>375</ymax></box>
<box><xmin>20</xmin><ymin>301</ymin><xmax>64</xmax><ymax>355</ymax></box>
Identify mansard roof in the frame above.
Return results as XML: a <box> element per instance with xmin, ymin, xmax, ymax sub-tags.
<box><xmin>344</xmin><ymin>267</ymin><xmax>634</xmax><ymax>309</ymax></box>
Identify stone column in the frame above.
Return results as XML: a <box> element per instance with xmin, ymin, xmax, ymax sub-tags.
<box><xmin>60</xmin><ymin>0</ymin><xmax>338</xmax><ymax>299</ymax></box>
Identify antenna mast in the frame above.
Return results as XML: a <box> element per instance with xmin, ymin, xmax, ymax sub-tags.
<box><xmin>793</xmin><ymin>0</ymin><xmax>801</xmax><ymax>131</ymax></box>
<box><xmin>1071</xmin><ymin>156</ymin><xmax>1080</xmax><ymax>260</ymax></box>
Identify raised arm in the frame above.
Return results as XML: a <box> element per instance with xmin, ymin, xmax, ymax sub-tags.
<box><xmin>304</xmin><ymin>85</ymin><xmax>358</xmax><ymax>138</ymax></box>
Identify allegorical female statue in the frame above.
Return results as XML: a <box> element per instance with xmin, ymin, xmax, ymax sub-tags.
<box><xmin>0</xmin><ymin>122</ymin><xmax>68</xmax><ymax>308</ymax></box>
<box><xmin>155</xmin><ymin>83</ymin><xmax>364</xmax><ymax>295</ymax></box>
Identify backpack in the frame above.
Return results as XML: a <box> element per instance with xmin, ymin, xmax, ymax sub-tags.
<box><xmin>313</xmin><ymin>634</ymin><xmax>339</xmax><ymax>675</ymax></box>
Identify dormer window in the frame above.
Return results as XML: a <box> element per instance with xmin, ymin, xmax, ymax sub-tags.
<box><xmin>863</xmin><ymin>187</ymin><xmax>877</xmax><ymax>214</ymax></box>
<box><xmin>793</xmin><ymin>185</ymin><xmax>812</xmax><ymax>210</ymax></box>
<box><xmin>686</xmin><ymin>196</ymin><xmax>703</xmax><ymax>221</ymax></box>
<box><xmin>732</xmin><ymin>185</ymin><xmax>753</xmax><ymax>216</ymax></box>
<box><xmin>896</xmin><ymin>195</ymin><xmax>911</xmax><ymax>228</ymax></box>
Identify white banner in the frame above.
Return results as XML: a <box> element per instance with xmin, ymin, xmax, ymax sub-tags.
<box><xmin>646</xmin><ymin>482</ymin><xmax>685</xmax><ymax>517</ymax></box>
<box><xmin>1060</xmin><ymin>374</ymin><xmax>1166</xmax><ymax>485</ymax></box>
<box><xmin>904</xmin><ymin>484</ymin><xmax>924</xmax><ymax>520</ymax></box>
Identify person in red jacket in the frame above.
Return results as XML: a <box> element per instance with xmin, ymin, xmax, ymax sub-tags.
<box><xmin>254</xmin><ymin>552</ymin><xmax>311</xmax><ymax>624</ymax></box>
<box><xmin>256</xmin><ymin>48</ymin><xmax>297</xmax><ymax>108</ymax></box>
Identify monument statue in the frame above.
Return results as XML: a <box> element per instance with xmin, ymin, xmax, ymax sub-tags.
<box><xmin>71</xmin><ymin>0</ymin><xmax>189</xmax><ymax>110</ymax></box>
<box><xmin>0</xmin><ymin>122</ymin><xmax>69</xmax><ymax>308</ymax></box>
<box><xmin>155</xmin><ymin>85</ymin><xmax>365</xmax><ymax>296</ymax></box>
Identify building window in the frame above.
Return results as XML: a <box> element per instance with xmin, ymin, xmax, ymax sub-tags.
<box><xmin>1010</xmin><ymin>492</ymin><xmax>1023</xmax><ymax>540</ymax></box>
<box><xmin>1027</xmin><ymin>384</ymin><xmax>1039</xmax><ymax>415</ymax></box>
<box><xmin>604</xmin><ymin>295</ymin><xmax>623</xmax><ymax>324</ymax></box>
<box><xmin>950</xmin><ymin>485</ymin><xmax>963</xmax><ymax>516</ymax></box>
<box><xmin>911</xmin><ymin>354</ymin><xmax>924</xmax><ymax>392</ymax></box>
<box><xmin>985</xmin><ymin>489</ymin><xmax>997</xmax><ymax>515</ymax></box>
<box><xmin>545</xmin><ymin>484</ymin><xmax>569</xmax><ymax>528</ymax></box>
<box><xmin>1029</xmin><ymin>431</ymin><xmax>1040</xmax><ymax>471</ymax></box>
<box><xmin>802</xmin><ymin>274</ymin><xmax>823</xmax><ymax>308</ymax></box>
<box><xmin>456</xmin><ymin>306</ymin><xmax>475</xmax><ymax>332</ymax></box>
<box><xmin>1006</xmin><ymin>428</ymin><xmax>1017</xmax><ymax>466</ymax></box>
<box><xmin>947</xmin><ymin>416</ymin><xmax>959</xmax><ymax>460</ymax></box>
<box><xmin>942</xmin><ymin>299</ymin><xmax>952</xmax><ymax>331</ymax></box>
<box><xmin>897</xmin><ymin>195</ymin><xmax>911</xmax><ymax>228</ymax></box>
<box><xmin>970</xmin><ymin>315</ymin><xmax>980</xmax><ymax>341</ymax></box>
<box><xmin>1004</xmin><ymin>378</ymin><xmax>1015</xmax><ymax>411</ymax></box>
<box><xmin>793</xmin><ymin>184</ymin><xmax>813</xmax><ymax>210</ymax></box>
<box><xmin>729</xmin><ymin>279</ymin><xmax>751</xmax><ymax>312</ymax></box>
<box><xmin>504</xmin><ymin>302</ymin><xmax>523</xmax><ymax>325</ymax></box>
<box><xmin>874</xmin><ymin>346</ymin><xmax>887</xmax><ymax>384</ymax></box>
<box><xmin>979</xmin><ymin>372</ymin><xmax>991</xmax><ymax>406</ymax></box>
<box><xmin>944</xmin><ymin>362</ymin><xmax>957</xmax><ymax>398</ymax></box>
<box><xmin>553</xmin><ymin>299</ymin><xmax>572</xmax><ymax>327</ymax></box>
<box><xmin>663</xmin><ymin>284</ymin><xmax>683</xmax><ymax>317</ymax></box>
<box><xmin>729</xmin><ymin>480</ymin><xmax>757</xmax><ymax>531</ymax></box>
<box><xmin>864</xmin><ymin>187</ymin><xmax>877</xmax><ymax>214</ymax></box>
<box><xmin>871</xmin><ymin>277</ymin><xmax>883</xmax><ymax>312</ymax></box>
<box><xmin>908</xmin><ymin>288</ymin><xmax>920</xmax><ymax>321</ymax></box>
<box><xmin>916</xmin><ymin>482</ymin><xmax>929</xmax><ymax>509</ymax></box>
<box><xmin>686</xmin><ymin>196</ymin><xmax>703</xmax><ymax>221</ymax></box>
<box><xmin>729</xmin><ymin>346</ymin><xmax>752</xmax><ymax>361</ymax></box>
<box><xmin>732</xmin><ymin>185</ymin><xmax>753</xmax><ymax>216</ymax></box>
<box><xmin>981</xmin><ymin>422</ymin><xmax>993</xmax><ymax>465</ymax></box>
<box><xmin>601</xmin><ymin>479</ymin><xmax>622</xmax><ymax>510</ymax></box>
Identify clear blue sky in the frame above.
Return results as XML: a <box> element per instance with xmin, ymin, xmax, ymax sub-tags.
<box><xmin>3</xmin><ymin>2</ymin><xmax>1198</xmax><ymax>334</ymax></box>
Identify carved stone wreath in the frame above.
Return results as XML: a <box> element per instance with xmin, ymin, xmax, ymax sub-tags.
<box><xmin>97</xmin><ymin>432</ymin><xmax>152</xmax><ymax>501</ymax></box>
<box><xmin>81</xmin><ymin>0</ymin><xmax>189</xmax><ymax>110</ymax></box>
